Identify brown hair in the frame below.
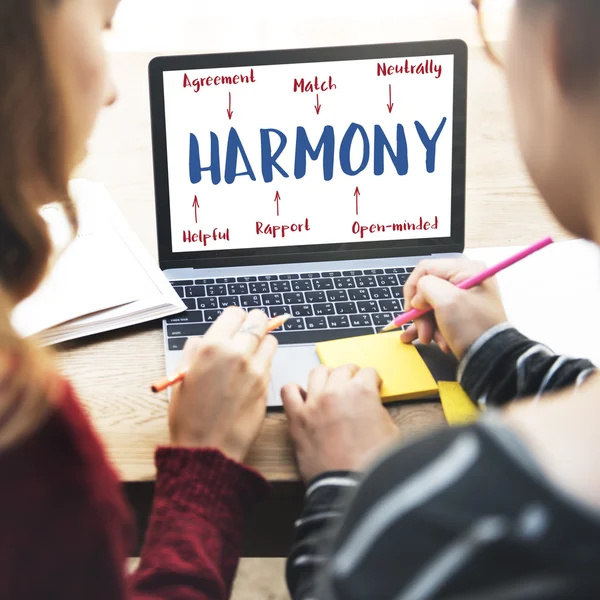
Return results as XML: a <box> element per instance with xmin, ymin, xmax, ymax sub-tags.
<box><xmin>0</xmin><ymin>0</ymin><xmax>76</xmax><ymax>445</ymax></box>
<box><xmin>521</xmin><ymin>0</ymin><xmax>600</xmax><ymax>95</ymax></box>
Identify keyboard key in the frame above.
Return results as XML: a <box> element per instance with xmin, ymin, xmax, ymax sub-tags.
<box><xmin>327</xmin><ymin>315</ymin><xmax>350</xmax><ymax>328</ymax></box>
<box><xmin>206</xmin><ymin>285</ymin><xmax>226</xmax><ymax>296</ymax></box>
<box><xmin>256</xmin><ymin>306</ymin><xmax>269</xmax><ymax>315</ymax></box>
<box><xmin>380</xmin><ymin>299</ymin><xmax>402</xmax><ymax>312</ymax></box>
<box><xmin>173</xmin><ymin>287</ymin><xmax>184</xmax><ymax>298</ymax></box>
<box><xmin>306</xmin><ymin>316</ymin><xmax>327</xmax><ymax>329</ymax></box>
<box><xmin>204</xmin><ymin>309</ymin><xmax>223</xmax><ymax>322</ymax></box>
<box><xmin>270</xmin><ymin>281</ymin><xmax>292</xmax><ymax>293</ymax></box>
<box><xmin>216</xmin><ymin>277</ymin><xmax>236</xmax><ymax>283</ymax></box>
<box><xmin>370</xmin><ymin>288</ymin><xmax>391</xmax><ymax>300</ymax></box>
<box><xmin>350</xmin><ymin>314</ymin><xmax>372</xmax><ymax>327</ymax></box>
<box><xmin>279</xmin><ymin>274</ymin><xmax>300</xmax><ymax>280</ymax></box>
<box><xmin>236</xmin><ymin>276</ymin><xmax>257</xmax><ymax>282</ymax></box>
<box><xmin>197</xmin><ymin>297</ymin><xmax>218</xmax><ymax>309</ymax></box>
<box><xmin>327</xmin><ymin>290</ymin><xmax>348</xmax><ymax>302</ymax></box>
<box><xmin>263</xmin><ymin>294</ymin><xmax>283</xmax><ymax>306</ymax></box>
<box><xmin>168</xmin><ymin>338</ymin><xmax>188</xmax><ymax>351</ymax></box>
<box><xmin>305</xmin><ymin>291</ymin><xmax>326</xmax><ymax>303</ymax></box>
<box><xmin>271</xmin><ymin>328</ymin><xmax>372</xmax><ymax>345</ymax></box>
<box><xmin>183</xmin><ymin>298</ymin><xmax>196</xmax><ymax>310</ymax></box>
<box><xmin>314</xmin><ymin>303</ymin><xmax>335</xmax><ymax>316</ymax></box>
<box><xmin>349</xmin><ymin>289</ymin><xmax>369</xmax><ymax>301</ymax></box>
<box><xmin>313</xmin><ymin>278</ymin><xmax>334</xmax><ymax>290</ymax></box>
<box><xmin>291</xmin><ymin>305</ymin><xmax>313</xmax><ymax>317</ymax></box>
<box><xmin>335</xmin><ymin>302</ymin><xmax>358</xmax><ymax>315</ymax></box>
<box><xmin>195</xmin><ymin>278</ymin><xmax>214</xmax><ymax>285</ymax></box>
<box><xmin>357</xmin><ymin>301</ymin><xmax>378</xmax><ymax>313</ymax></box>
<box><xmin>167</xmin><ymin>323</ymin><xmax>211</xmax><ymax>337</ymax></box>
<box><xmin>185</xmin><ymin>285</ymin><xmax>206</xmax><ymax>298</ymax></box>
<box><xmin>269</xmin><ymin>305</ymin><xmax>290</xmax><ymax>318</ymax></box>
<box><xmin>250</xmin><ymin>282</ymin><xmax>269</xmax><ymax>294</ymax></box>
<box><xmin>384</xmin><ymin>267</ymin><xmax>406</xmax><ymax>274</ymax></box>
<box><xmin>166</xmin><ymin>311</ymin><xmax>205</xmax><ymax>324</ymax></box>
<box><xmin>300</xmin><ymin>272</ymin><xmax>321</xmax><ymax>279</ymax></box>
<box><xmin>258</xmin><ymin>274</ymin><xmax>279</xmax><ymax>281</ymax></box>
<box><xmin>292</xmin><ymin>280</ymin><xmax>312</xmax><ymax>291</ymax></box>
<box><xmin>398</xmin><ymin>274</ymin><xmax>410</xmax><ymax>285</ymax></box>
<box><xmin>391</xmin><ymin>287</ymin><xmax>404</xmax><ymax>299</ymax></box>
<box><xmin>283</xmin><ymin>292</ymin><xmax>304</xmax><ymax>305</ymax></box>
<box><xmin>172</xmin><ymin>280</ymin><xmax>193</xmax><ymax>286</ymax></box>
<box><xmin>342</xmin><ymin>270</ymin><xmax>363</xmax><ymax>276</ymax></box>
<box><xmin>372</xmin><ymin>313</ymin><xmax>394</xmax><ymax>327</ymax></box>
<box><xmin>377</xmin><ymin>275</ymin><xmax>398</xmax><ymax>286</ymax></box>
<box><xmin>321</xmin><ymin>271</ymin><xmax>342</xmax><ymax>278</ymax></box>
<box><xmin>334</xmin><ymin>277</ymin><xmax>356</xmax><ymax>289</ymax></box>
<box><xmin>228</xmin><ymin>283</ymin><xmax>248</xmax><ymax>295</ymax></box>
<box><xmin>241</xmin><ymin>295</ymin><xmax>261</xmax><ymax>307</ymax></box>
<box><xmin>284</xmin><ymin>318</ymin><xmax>306</xmax><ymax>331</ymax></box>
<box><xmin>406</xmin><ymin>267</ymin><xmax>415</xmax><ymax>273</ymax></box>
<box><xmin>219</xmin><ymin>296</ymin><xmax>240</xmax><ymax>308</ymax></box>
<box><xmin>364</xmin><ymin>269</ymin><xmax>384</xmax><ymax>275</ymax></box>
<box><xmin>356</xmin><ymin>276</ymin><xmax>376</xmax><ymax>288</ymax></box>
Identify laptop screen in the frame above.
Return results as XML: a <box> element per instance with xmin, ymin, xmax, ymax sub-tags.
<box><xmin>150</xmin><ymin>42</ymin><xmax>467</xmax><ymax>268</ymax></box>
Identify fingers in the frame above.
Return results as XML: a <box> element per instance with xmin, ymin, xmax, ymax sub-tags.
<box><xmin>404</xmin><ymin>259</ymin><xmax>486</xmax><ymax>309</ymax></box>
<box><xmin>231</xmin><ymin>309</ymin><xmax>270</xmax><ymax>356</ymax></box>
<box><xmin>327</xmin><ymin>364</ymin><xmax>360</xmax><ymax>389</ymax></box>
<box><xmin>204</xmin><ymin>306</ymin><xmax>247</xmax><ymax>341</ymax></box>
<box><xmin>307</xmin><ymin>365</ymin><xmax>331</xmax><ymax>397</ymax></box>
<box><xmin>353</xmin><ymin>367</ymin><xmax>382</xmax><ymax>391</ymax></box>
<box><xmin>252</xmin><ymin>333</ymin><xmax>279</xmax><ymax>372</ymax></box>
<box><xmin>434</xmin><ymin>331</ymin><xmax>451</xmax><ymax>354</ymax></box>
<box><xmin>281</xmin><ymin>382</ymin><xmax>305</xmax><ymax>420</ymax></box>
<box><xmin>400</xmin><ymin>324</ymin><xmax>417</xmax><ymax>344</ymax></box>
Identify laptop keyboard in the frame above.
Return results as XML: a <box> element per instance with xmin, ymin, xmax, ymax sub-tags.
<box><xmin>165</xmin><ymin>267</ymin><xmax>415</xmax><ymax>350</ymax></box>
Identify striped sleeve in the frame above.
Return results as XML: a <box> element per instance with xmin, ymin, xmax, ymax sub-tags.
<box><xmin>286</xmin><ymin>472</ymin><xmax>360</xmax><ymax>599</ymax></box>
<box><xmin>458</xmin><ymin>323</ymin><xmax>596</xmax><ymax>408</ymax></box>
<box><xmin>287</xmin><ymin>425</ymin><xmax>600</xmax><ymax>600</ymax></box>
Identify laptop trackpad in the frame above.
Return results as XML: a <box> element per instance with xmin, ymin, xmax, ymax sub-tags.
<box><xmin>268</xmin><ymin>345</ymin><xmax>321</xmax><ymax>407</ymax></box>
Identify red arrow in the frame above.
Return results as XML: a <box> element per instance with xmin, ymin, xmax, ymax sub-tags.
<box><xmin>354</xmin><ymin>187</ymin><xmax>360</xmax><ymax>216</ymax></box>
<box><xmin>314</xmin><ymin>93</ymin><xmax>321</xmax><ymax>115</ymax></box>
<box><xmin>227</xmin><ymin>92</ymin><xmax>233</xmax><ymax>120</ymax></box>
<box><xmin>387</xmin><ymin>84</ymin><xmax>394</xmax><ymax>113</ymax></box>
<box><xmin>192</xmin><ymin>195</ymin><xmax>200</xmax><ymax>223</ymax></box>
<box><xmin>274</xmin><ymin>191</ymin><xmax>281</xmax><ymax>217</ymax></box>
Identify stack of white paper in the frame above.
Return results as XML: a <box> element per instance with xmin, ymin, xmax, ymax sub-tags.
<box><xmin>11</xmin><ymin>179</ymin><xmax>186</xmax><ymax>345</ymax></box>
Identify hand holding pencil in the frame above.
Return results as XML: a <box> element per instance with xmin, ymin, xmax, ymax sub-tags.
<box><xmin>162</xmin><ymin>307</ymin><xmax>282</xmax><ymax>461</ymax></box>
<box><xmin>397</xmin><ymin>238</ymin><xmax>553</xmax><ymax>358</ymax></box>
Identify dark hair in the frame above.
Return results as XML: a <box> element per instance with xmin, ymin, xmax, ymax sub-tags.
<box><xmin>521</xmin><ymin>0</ymin><xmax>600</xmax><ymax>94</ymax></box>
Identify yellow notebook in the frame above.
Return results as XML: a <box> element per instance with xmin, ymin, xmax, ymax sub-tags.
<box><xmin>438</xmin><ymin>381</ymin><xmax>480</xmax><ymax>425</ymax></box>
<box><xmin>316</xmin><ymin>333</ymin><xmax>438</xmax><ymax>403</ymax></box>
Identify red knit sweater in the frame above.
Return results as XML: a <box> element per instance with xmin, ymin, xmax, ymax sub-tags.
<box><xmin>0</xmin><ymin>378</ymin><xmax>269</xmax><ymax>599</ymax></box>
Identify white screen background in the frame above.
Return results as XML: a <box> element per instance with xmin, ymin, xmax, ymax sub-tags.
<box><xmin>163</xmin><ymin>54</ymin><xmax>455</xmax><ymax>253</ymax></box>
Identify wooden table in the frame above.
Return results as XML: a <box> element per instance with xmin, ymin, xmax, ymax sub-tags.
<box><xmin>57</xmin><ymin>46</ymin><xmax>568</xmax><ymax>556</ymax></box>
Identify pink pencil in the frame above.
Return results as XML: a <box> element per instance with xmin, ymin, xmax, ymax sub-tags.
<box><xmin>379</xmin><ymin>236</ymin><xmax>554</xmax><ymax>333</ymax></box>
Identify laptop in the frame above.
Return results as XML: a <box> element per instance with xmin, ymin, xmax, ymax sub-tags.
<box><xmin>148</xmin><ymin>40</ymin><xmax>467</xmax><ymax>406</ymax></box>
